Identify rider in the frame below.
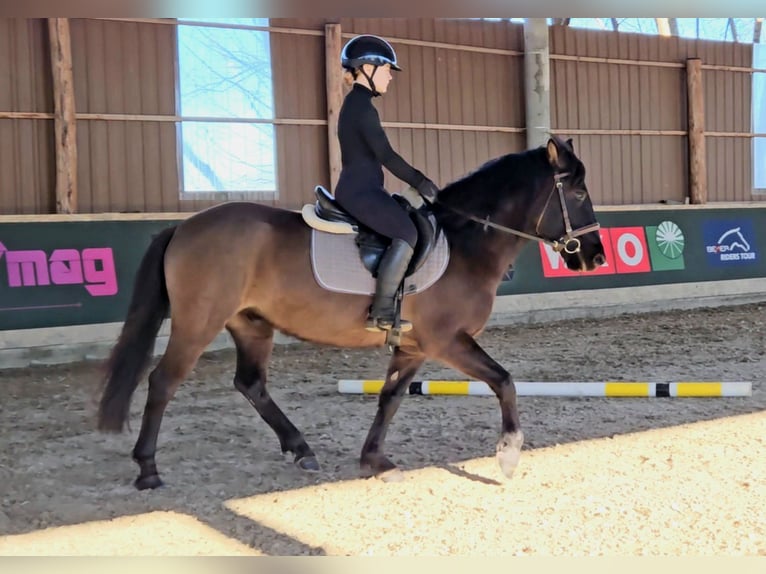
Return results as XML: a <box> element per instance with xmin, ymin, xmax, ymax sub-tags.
<box><xmin>334</xmin><ymin>34</ymin><xmax>440</xmax><ymax>333</ymax></box>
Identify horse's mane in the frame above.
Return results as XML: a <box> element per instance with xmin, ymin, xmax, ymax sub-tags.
<box><xmin>432</xmin><ymin>145</ymin><xmax>550</xmax><ymax>235</ymax></box>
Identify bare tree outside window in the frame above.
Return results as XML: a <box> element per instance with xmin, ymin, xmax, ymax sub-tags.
<box><xmin>177</xmin><ymin>18</ymin><xmax>277</xmax><ymax>196</ymax></box>
<box><xmin>754</xmin><ymin>43</ymin><xmax>766</xmax><ymax>190</ymax></box>
<box><xmin>544</xmin><ymin>18</ymin><xmax>764</xmax><ymax>43</ymax></box>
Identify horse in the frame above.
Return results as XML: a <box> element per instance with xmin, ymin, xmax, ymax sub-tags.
<box><xmin>97</xmin><ymin>136</ymin><xmax>606</xmax><ymax>490</ymax></box>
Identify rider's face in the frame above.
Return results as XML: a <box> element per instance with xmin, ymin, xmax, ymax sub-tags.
<box><xmin>363</xmin><ymin>63</ymin><xmax>393</xmax><ymax>94</ymax></box>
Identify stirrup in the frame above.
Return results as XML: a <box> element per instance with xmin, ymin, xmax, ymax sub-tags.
<box><xmin>365</xmin><ymin>317</ymin><xmax>413</xmax><ymax>333</ymax></box>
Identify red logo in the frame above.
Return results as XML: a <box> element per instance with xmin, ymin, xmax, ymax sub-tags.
<box><xmin>540</xmin><ymin>227</ymin><xmax>651</xmax><ymax>277</ymax></box>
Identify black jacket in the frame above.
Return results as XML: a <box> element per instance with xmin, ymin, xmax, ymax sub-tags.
<box><xmin>337</xmin><ymin>83</ymin><xmax>426</xmax><ymax>190</ymax></box>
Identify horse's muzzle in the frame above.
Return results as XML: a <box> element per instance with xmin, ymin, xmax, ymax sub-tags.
<box><xmin>593</xmin><ymin>253</ymin><xmax>606</xmax><ymax>267</ymax></box>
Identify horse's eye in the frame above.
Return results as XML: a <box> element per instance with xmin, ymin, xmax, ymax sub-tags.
<box><xmin>574</xmin><ymin>189</ymin><xmax>587</xmax><ymax>201</ymax></box>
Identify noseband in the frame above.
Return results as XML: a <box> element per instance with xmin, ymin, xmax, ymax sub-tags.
<box><xmin>438</xmin><ymin>172</ymin><xmax>600</xmax><ymax>254</ymax></box>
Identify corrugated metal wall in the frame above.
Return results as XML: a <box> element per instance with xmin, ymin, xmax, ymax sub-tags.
<box><xmin>550</xmin><ymin>26</ymin><xmax>753</xmax><ymax>204</ymax></box>
<box><xmin>269</xmin><ymin>22</ymin><xmax>329</xmax><ymax>208</ymax></box>
<box><xmin>0</xmin><ymin>19</ymin><xmax>55</xmax><ymax>215</ymax></box>
<box><xmin>69</xmin><ymin>19</ymin><xmax>197</xmax><ymax>214</ymax></box>
<box><xmin>0</xmin><ymin>18</ymin><xmax>759</xmax><ymax>214</ymax></box>
<box><xmin>703</xmin><ymin>41</ymin><xmax>753</xmax><ymax>202</ymax></box>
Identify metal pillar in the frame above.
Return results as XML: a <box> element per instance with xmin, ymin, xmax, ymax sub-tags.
<box><xmin>523</xmin><ymin>18</ymin><xmax>551</xmax><ymax>149</ymax></box>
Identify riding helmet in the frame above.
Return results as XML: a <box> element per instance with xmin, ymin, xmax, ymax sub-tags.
<box><xmin>341</xmin><ymin>34</ymin><xmax>402</xmax><ymax>71</ymax></box>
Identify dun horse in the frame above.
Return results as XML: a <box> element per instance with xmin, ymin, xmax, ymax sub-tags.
<box><xmin>97</xmin><ymin>137</ymin><xmax>606</xmax><ymax>489</ymax></box>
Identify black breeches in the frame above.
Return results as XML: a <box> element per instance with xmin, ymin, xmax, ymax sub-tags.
<box><xmin>335</xmin><ymin>184</ymin><xmax>417</xmax><ymax>248</ymax></box>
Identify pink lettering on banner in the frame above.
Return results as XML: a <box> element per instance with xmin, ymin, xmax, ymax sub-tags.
<box><xmin>0</xmin><ymin>241</ymin><xmax>118</xmax><ymax>297</ymax></box>
<box><xmin>82</xmin><ymin>248</ymin><xmax>118</xmax><ymax>296</ymax></box>
<box><xmin>49</xmin><ymin>249</ymin><xmax>84</xmax><ymax>284</ymax></box>
<box><xmin>3</xmin><ymin>248</ymin><xmax>51</xmax><ymax>286</ymax></box>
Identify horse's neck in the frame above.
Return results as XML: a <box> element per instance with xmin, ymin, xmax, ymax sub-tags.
<box><xmin>487</xmin><ymin>235</ymin><xmax>529</xmax><ymax>281</ymax></box>
<box><xmin>444</xmin><ymin>186</ymin><xmax>535</xmax><ymax>269</ymax></box>
<box><xmin>446</xmin><ymin>226</ymin><xmax>527</xmax><ymax>286</ymax></box>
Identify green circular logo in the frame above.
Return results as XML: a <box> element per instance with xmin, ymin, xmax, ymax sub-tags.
<box><xmin>655</xmin><ymin>221</ymin><xmax>685</xmax><ymax>259</ymax></box>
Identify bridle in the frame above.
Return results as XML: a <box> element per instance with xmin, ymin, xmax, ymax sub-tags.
<box><xmin>435</xmin><ymin>172</ymin><xmax>600</xmax><ymax>254</ymax></box>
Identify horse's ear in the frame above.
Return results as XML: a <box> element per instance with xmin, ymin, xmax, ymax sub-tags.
<box><xmin>546</xmin><ymin>138</ymin><xmax>562</xmax><ymax>168</ymax></box>
<box><xmin>566</xmin><ymin>138</ymin><xmax>574</xmax><ymax>152</ymax></box>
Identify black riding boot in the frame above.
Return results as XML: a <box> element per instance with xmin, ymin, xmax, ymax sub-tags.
<box><xmin>365</xmin><ymin>238</ymin><xmax>414</xmax><ymax>332</ymax></box>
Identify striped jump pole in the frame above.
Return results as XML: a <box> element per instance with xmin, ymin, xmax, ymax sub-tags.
<box><xmin>337</xmin><ymin>380</ymin><xmax>753</xmax><ymax>397</ymax></box>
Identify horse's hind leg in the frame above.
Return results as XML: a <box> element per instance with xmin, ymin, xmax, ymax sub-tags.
<box><xmin>132</xmin><ymin>333</ymin><xmax>210</xmax><ymax>490</ymax></box>
<box><xmin>227</xmin><ymin>313</ymin><xmax>319</xmax><ymax>472</ymax></box>
<box><xmin>359</xmin><ymin>346</ymin><xmax>425</xmax><ymax>481</ymax></box>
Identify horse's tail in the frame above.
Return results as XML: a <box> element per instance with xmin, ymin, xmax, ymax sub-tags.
<box><xmin>97</xmin><ymin>225</ymin><xmax>176</xmax><ymax>432</ymax></box>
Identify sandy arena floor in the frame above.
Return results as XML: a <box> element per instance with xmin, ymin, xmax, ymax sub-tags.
<box><xmin>0</xmin><ymin>303</ymin><xmax>764</xmax><ymax>555</ymax></box>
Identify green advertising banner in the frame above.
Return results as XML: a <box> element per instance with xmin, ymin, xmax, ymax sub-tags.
<box><xmin>1</xmin><ymin>206</ymin><xmax>765</xmax><ymax>331</ymax></box>
<box><xmin>0</xmin><ymin>219</ymin><xmax>180</xmax><ymax>331</ymax></box>
<box><xmin>498</xmin><ymin>207</ymin><xmax>766</xmax><ymax>295</ymax></box>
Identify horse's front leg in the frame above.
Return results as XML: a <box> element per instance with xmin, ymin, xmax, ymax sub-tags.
<box><xmin>437</xmin><ymin>331</ymin><xmax>523</xmax><ymax>478</ymax></box>
<box><xmin>359</xmin><ymin>346</ymin><xmax>425</xmax><ymax>481</ymax></box>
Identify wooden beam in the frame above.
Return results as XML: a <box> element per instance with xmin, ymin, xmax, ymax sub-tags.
<box><xmin>325</xmin><ymin>23</ymin><xmax>343</xmax><ymax>193</ymax></box>
<box><xmin>686</xmin><ymin>58</ymin><xmax>707</xmax><ymax>205</ymax></box>
<box><xmin>656</xmin><ymin>18</ymin><xmax>671</xmax><ymax>37</ymax></box>
<box><xmin>553</xmin><ymin>129</ymin><xmax>687</xmax><ymax>136</ymax></box>
<box><xmin>48</xmin><ymin>18</ymin><xmax>78</xmax><ymax>214</ymax></box>
<box><xmin>383</xmin><ymin>121</ymin><xmax>524</xmax><ymax>133</ymax></box>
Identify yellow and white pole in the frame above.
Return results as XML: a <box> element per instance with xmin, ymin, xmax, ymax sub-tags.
<box><xmin>337</xmin><ymin>380</ymin><xmax>752</xmax><ymax>397</ymax></box>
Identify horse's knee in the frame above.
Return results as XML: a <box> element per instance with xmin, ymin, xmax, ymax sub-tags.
<box><xmin>234</xmin><ymin>377</ymin><xmax>252</xmax><ymax>397</ymax></box>
<box><xmin>234</xmin><ymin>377</ymin><xmax>268</xmax><ymax>404</ymax></box>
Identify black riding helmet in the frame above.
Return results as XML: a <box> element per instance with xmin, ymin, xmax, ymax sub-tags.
<box><xmin>341</xmin><ymin>35</ymin><xmax>401</xmax><ymax>96</ymax></box>
<box><xmin>341</xmin><ymin>34</ymin><xmax>402</xmax><ymax>71</ymax></box>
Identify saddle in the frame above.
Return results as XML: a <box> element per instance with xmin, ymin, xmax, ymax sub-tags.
<box><xmin>301</xmin><ymin>185</ymin><xmax>439</xmax><ymax>277</ymax></box>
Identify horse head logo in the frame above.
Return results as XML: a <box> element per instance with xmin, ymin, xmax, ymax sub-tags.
<box><xmin>716</xmin><ymin>227</ymin><xmax>750</xmax><ymax>252</ymax></box>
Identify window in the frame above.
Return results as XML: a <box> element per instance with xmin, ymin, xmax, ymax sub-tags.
<box><xmin>176</xmin><ymin>18</ymin><xmax>277</xmax><ymax>199</ymax></box>
<box><xmin>754</xmin><ymin>43</ymin><xmax>766</xmax><ymax>191</ymax></box>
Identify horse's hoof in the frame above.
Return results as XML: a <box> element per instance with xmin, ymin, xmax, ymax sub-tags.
<box><xmin>376</xmin><ymin>467</ymin><xmax>405</xmax><ymax>483</ymax></box>
<box><xmin>360</xmin><ymin>454</ymin><xmax>399</xmax><ymax>479</ymax></box>
<box><xmin>496</xmin><ymin>430</ymin><xmax>524</xmax><ymax>479</ymax></box>
<box><xmin>295</xmin><ymin>455</ymin><xmax>320</xmax><ymax>472</ymax></box>
<box><xmin>134</xmin><ymin>474</ymin><xmax>163</xmax><ymax>490</ymax></box>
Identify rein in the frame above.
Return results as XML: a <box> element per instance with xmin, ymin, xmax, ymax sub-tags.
<box><xmin>434</xmin><ymin>172</ymin><xmax>600</xmax><ymax>254</ymax></box>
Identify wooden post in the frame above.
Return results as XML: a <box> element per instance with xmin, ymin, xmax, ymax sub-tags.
<box><xmin>325</xmin><ymin>23</ymin><xmax>343</xmax><ymax>193</ymax></box>
<box><xmin>686</xmin><ymin>58</ymin><xmax>707</xmax><ymax>204</ymax></box>
<box><xmin>48</xmin><ymin>18</ymin><xmax>78</xmax><ymax>214</ymax></box>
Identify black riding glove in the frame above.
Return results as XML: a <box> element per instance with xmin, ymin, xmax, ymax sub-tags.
<box><xmin>416</xmin><ymin>178</ymin><xmax>440</xmax><ymax>202</ymax></box>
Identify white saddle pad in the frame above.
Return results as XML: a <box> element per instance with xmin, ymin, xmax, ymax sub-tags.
<box><xmin>310</xmin><ymin>230</ymin><xmax>449</xmax><ymax>296</ymax></box>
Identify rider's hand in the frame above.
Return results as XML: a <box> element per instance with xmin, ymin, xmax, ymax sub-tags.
<box><xmin>416</xmin><ymin>178</ymin><xmax>440</xmax><ymax>202</ymax></box>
